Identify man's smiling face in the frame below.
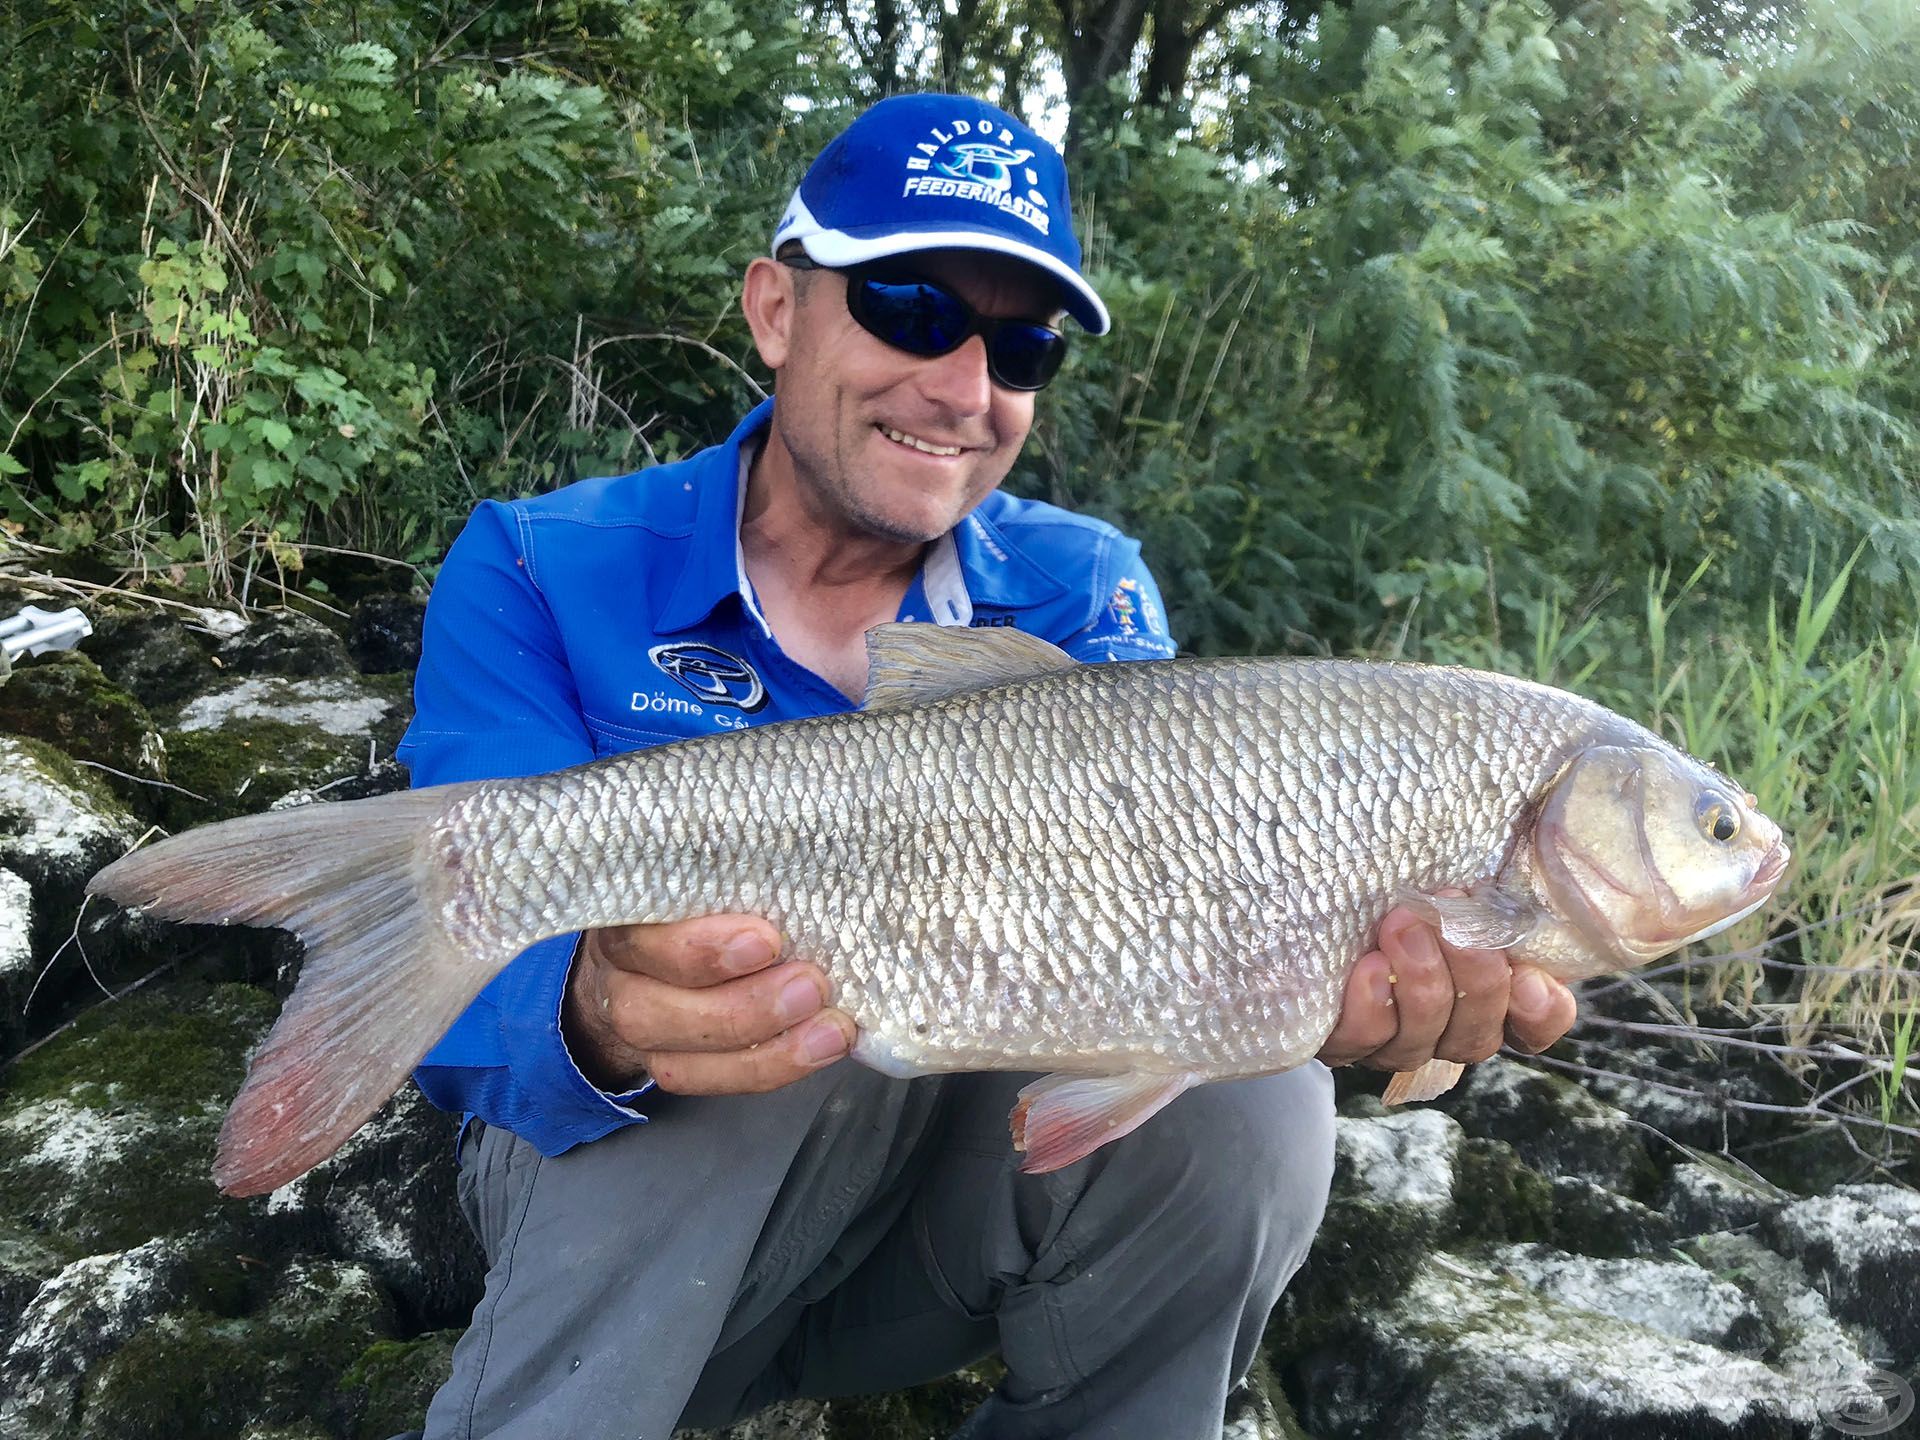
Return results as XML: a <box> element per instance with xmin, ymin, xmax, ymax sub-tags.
<box><xmin>763</xmin><ymin>249</ymin><xmax>1062</xmax><ymax>545</ymax></box>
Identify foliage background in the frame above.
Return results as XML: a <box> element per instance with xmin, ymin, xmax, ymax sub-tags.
<box><xmin>3</xmin><ymin>0</ymin><xmax>1915</xmax><ymax>651</ymax></box>
<box><xmin>1</xmin><ymin>0</ymin><xmax>1915</xmax><ymax>1104</ymax></box>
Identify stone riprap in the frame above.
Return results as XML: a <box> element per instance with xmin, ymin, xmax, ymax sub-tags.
<box><xmin>0</xmin><ymin>590</ymin><xmax>1913</xmax><ymax>1440</ymax></box>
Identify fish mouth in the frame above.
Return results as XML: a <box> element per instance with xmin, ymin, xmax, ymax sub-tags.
<box><xmin>1751</xmin><ymin>842</ymin><xmax>1790</xmax><ymax>891</ymax></box>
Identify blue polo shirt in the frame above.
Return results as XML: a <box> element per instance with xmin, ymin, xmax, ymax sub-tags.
<box><xmin>397</xmin><ymin>398</ymin><xmax>1178</xmax><ymax>1155</ymax></box>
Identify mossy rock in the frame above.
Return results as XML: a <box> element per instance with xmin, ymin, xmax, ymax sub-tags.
<box><xmin>822</xmin><ymin>1361</ymin><xmax>1001</xmax><ymax>1439</ymax></box>
<box><xmin>336</xmin><ymin>1329</ymin><xmax>459</xmax><ymax>1439</ymax></box>
<box><xmin>0</xmin><ymin>652</ymin><xmax>164</xmax><ymax>797</ymax></box>
<box><xmin>77</xmin><ymin>1260</ymin><xmax>395</xmax><ymax>1440</ymax></box>
<box><xmin>1452</xmin><ymin>1137</ymin><xmax>1556</xmax><ymax>1245</ymax></box>
<box><xmin>216</xmin><ymin>611</ymin><xmax>355</xmax><ymax>679</ymax></box>
<box><xmin>0</xmin><ymin>733</ymin><xmax>138</xmax><ymax>894</ymax></box>
<box><xmin>160</xmin><ymin>717</ymin><xmax>380</xmax><ymax>827</ymax></box>
<box><xmin>1434</xmin><ymin>1057</ymin><xmax>1661</xmax><ymax>1201</ymax></box>
<box><xmin>1265</xmin><ymin>1185</ymin><xmax>1449</xmax><ymax>1358</ymax></box>
<box><xmin>0</xmin><ymin>1218</ymin><xmax>68</xmax><ymax>1336</ymax></box>
<box><xmin>348</xmin><ymin>593</ymin><xmax>427</xmax><ymax>676</ymax></box>
<box><xmin>0</xmin><ymin>979</ymin><xmax>276</xmax><ymax>1253</ymax></box>
<box><xmin>83</xmin><ymin>610</ymin><xmax>221</xmax><ymax>711</ymax></box>
<box><xmin>1548</xmin><ymin>1177</ymin><xmax>1678</xmax><ymax>1259</ymax></box>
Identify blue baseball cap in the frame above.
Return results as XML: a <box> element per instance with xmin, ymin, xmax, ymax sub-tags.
<box><xmin>772</xmin><ymin>94</ymin><xmax>1110</xmax><ymax>335</ymax></box>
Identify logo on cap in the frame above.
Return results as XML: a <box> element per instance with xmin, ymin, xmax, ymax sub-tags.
<box><xmin>902</xmin><ymin>115</ymin><xmax>1051</xmax><ymax>235</ymax></box>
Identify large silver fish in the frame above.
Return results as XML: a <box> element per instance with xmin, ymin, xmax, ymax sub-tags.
<box><xmin>88</xmin><ymin>625</ymin><xmax>1789</xmax><ymax>1196</ymax></box>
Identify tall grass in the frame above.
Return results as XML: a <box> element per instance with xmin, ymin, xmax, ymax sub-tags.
<box><xmin>1397</xmin><ymin>561</ymin><xmax>1920</xmax><ymax>1136</ymax></box>
<box><xmin>1637</xmin><ymin>568</ymin><xmax>1917</xmax><ymax>1134</ymax></box>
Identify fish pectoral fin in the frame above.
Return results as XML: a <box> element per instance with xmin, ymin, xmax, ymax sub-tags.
<box><xmin>1382</xmin><ymin>1058</ymin><xmax>1467</xmax><ymax>1105</ymax></box>
<box><xmin>862</xmin><ymin>623</ymin><xmax>1079</xmax><ymax>711</ymax></box>
<box><xmin>1397</xmin><ymin>887</ymin><xmax>1538</xmax><ymax>951</ymax></box>
<box><xmin>1009</xmin><ymin>1070</ymin><xmax>1200</xmax><ymax>1174</ymax></box>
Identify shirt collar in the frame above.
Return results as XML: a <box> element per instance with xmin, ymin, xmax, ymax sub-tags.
<box><xmin>657</xmin><ymin>401</ymin><xmax>776</xmax><ymax>635</ymax></box>
<box><xmin>656</xmin><ymin>399</ymin><xmax>1065</xmax><ymax>635</ymax></box>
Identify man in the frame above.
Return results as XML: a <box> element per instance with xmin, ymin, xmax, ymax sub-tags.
<box><xmin>398</xmin><ymin>94</ymin><xmax>1577</xmax><ymax>1439</ymax></box>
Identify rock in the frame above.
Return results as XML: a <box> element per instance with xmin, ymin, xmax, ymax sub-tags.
<box><xmin>0</xmin><ymin>735</ymin><xmax>139</xmax><ymax>901</ymax></box>
<box><xmin>1664</xmin><ymin>1159</ymin><xmax>1787</xmax><ymax>1236</ymax></box>
<box><xmin>1222</xmin><ymin>1360</ymin><xmax>1313</xmax><ymax>1440</ymax></box>
<box><xmin>260</xmin><ymin>1085</ymin><xmax>483</xmax><ymax>1330</ymax></box>
<box><xmin>171</xmin><ymin>672</ymin><xmax>408</xmax><ymax>739</ymax></box>
<box><xmin>1687</xmin><ymin>1231</ymin><xmax>1885</xmax><ymax>1415</ymax></box>
<box><xmin>0</xmin><ymin>865</ymin><xmax>34</xmax><ymax>1025</ymax></box>
<box><xmin>158</xmin><ymin>673</ymin><xmax>413</xmax><ymax>825</ymax></box>
<box><xmin>349</xmin><ymin>593</ymin><xmax>427</xmax><ymax>675</ymax></box>
<box><xmin>216</xmin><ymin>610</ymin><xmax>354</xmax><ymax>678</ymax></box>
<box><xmin>271</xmin><ymin>756</ymin><xmax>410</xmax><ymax>807</ymax></box>
<box><xmin>0</xmin><ymin>1237</ymin><xmax>195</xmax><ymax>1436</ymax></box>
<box><xmin>1291</xmin><ymin>1253</ymin><xmax>1816</xmax><ymax>1439</ymax></box>
<box><xmin>0</xmin><ymin>1221</ymin><xmax>66</xmax><ymax>1345</ymax></box>
<box><xmin>1451</xmin><ymin>1137</ymin><xmax>1556</xmax><ymax>1245</ymax></box>
<box><xmin>82</xmin><ymin>609</ymin><xmax>221</xmax><ymax>711</ymax></box>
<box><xmin>0</xmin><ymin>652</ymin><xmax>167</xmax><ymax>795</ymax></box>
<box><xmin>1579</xmin><ymin>1045</ymin><xmax>1761</xmax><ymax>1151</ymax></box>
<box><xmin>1483</xmin><ymin>1242</ymin><xmax>1767</xmax><ymax>1350</ymax></box>
<box><xmin>78</xmin><ymin>1257</ymin><xmax>396</xmax><ymax>1440</ymax></box>
<box><xmin>1436</xmin><ymin>1057</ymin><xmax>1659</xmax><ymax>1198</ymax></box>
<box><xmin>0</xmin><ymin>736</ymin><xmax>144</xmax><ymax>1046</ymax></box>
<box><xmin>1267</xmin><ymin>1108</ymin><xmax>1467</xmax><ymax>1354</ymax></box>
<box><xmin>680</xmin><ymin>1361</ymin><xmax>1002</xmax><ymax>1440</ymax></box>
<box><xmin>679</xmin><ymin>1399</ymin><xmax>831</xmax><ymax>1440</ymax></box>
<box><xmin>1547</xmin><ymin>1175</ymin><xmax>1677</xmax><ymax>1257</ymax></box>
<box><xmin>334</xmin><ymin>1330</ymin><xmax>459</xmax><ymax>1440</ymax></box>
<box><xmin>1334</xmin><ymin>1107</ymin><xmax>1462</xmax><ymax>1218</ymax></box>
<box><xmin>0</xmin><ymin>980</ymin><xmax>275</xmax><ymax>1253</ymax></box>
<box><xmin>1764</xmin><ymin>1184</ymin><xmax>1920</xmax><ymax>1361</ymax></box>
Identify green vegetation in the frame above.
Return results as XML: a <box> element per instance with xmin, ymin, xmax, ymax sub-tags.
<box><xmin>0</xmin><ymin>0</ymin><xmax>1913</xmax><ymax>1127</ymax></box>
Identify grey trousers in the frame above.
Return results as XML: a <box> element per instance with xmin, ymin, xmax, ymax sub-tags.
<box><xmin>421</xmin><ymin>1061</ymin><xmax>1335</xmax><ymax>1440</ymax></box>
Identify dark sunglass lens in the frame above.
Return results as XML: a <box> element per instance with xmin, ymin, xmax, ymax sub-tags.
<box><xmin>856</xmin><ymin>278</ymin><xmax>970</xmax><ymax>356</ymax></box>
<box><xmin>988</xmin><ymin>324</ymin><xmax>1067</xmax><ymax>390</ymax></box>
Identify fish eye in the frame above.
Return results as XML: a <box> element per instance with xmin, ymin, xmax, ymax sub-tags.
<box><xmin>1696</xmin><ymin>794</ymin><xmax>1740</xmax><ymax>844</ymax></box>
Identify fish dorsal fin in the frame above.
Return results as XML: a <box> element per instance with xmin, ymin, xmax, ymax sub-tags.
<box><xmin>862</xmin><ymin>622</ymin><xmax>1079</xmax><ymax>711</ymax></box>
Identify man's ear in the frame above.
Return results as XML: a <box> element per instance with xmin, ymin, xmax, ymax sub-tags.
<box><xmin>741</xmin><ymin>257</ymin><xmax>797</xmax><ymax>372</ymax></box>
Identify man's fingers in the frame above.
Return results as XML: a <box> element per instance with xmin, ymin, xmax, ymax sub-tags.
<box><xmin>1504</xmin><ymin>965</ymin><xmax>1579</xmax><ymax>1053</ymax></box>
<box><xmin>603</xmin><ymin>960</ymin><xmax>831</xmax><ymax>1055</ymax></box>
<box><xmin>1358</xmin><ymin>910</ymin><xmax>1455</xmax><ymax>1072</ymax></box>
<box><xmin>1431</xmin><ymin>939</ymin><xmax>1512</xmax><ymax>1065</ymax></box>
<box><xmin>589</xmin><ymin>915</ymin><xmax>782</xmax><ymax>986</ymax></box>
<box><xmin>646</xmin><ymin>1012</ymin><xmax>856</xmax><ymax>1095</ymax></box>
<box><xmin>1316</xmin><ymin>952</ymin><xmax>1398</xmax><ymax>1067</ymax></box>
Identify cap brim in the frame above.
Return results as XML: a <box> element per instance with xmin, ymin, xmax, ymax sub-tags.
<box><xmin>798</xmin><ymin>227</ymin><xmax>1110</xmax><ymax>335</ymax></box>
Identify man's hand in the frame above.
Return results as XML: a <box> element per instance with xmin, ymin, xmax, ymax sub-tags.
<box><xmin>1317</xmin><ymin>903</ymin><xmax>1579</xmax><ymax>1072</ymax></box>
<box><xmin>561</xmin><ymin>916</ymin><xmax>856</xmax><ymax>1095</ymax></box>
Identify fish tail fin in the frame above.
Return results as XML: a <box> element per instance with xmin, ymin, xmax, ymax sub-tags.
<box><xmin>88</xmin><ymin>784</ymin><xmax>497</xmax><ymax>1196</ymax></box>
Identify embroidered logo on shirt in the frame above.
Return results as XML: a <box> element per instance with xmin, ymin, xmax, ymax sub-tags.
<box><xmin>1105</xmin><ymin>576</ymin><xmax>1165</xmax><ymax>638</ymax></box>
<box><xmin>648</xmin><ymin>643</ymin><xmax>769</xmax><ymax>712</ymax></box>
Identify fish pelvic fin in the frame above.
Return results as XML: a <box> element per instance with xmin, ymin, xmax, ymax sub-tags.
<box><xmin>1381</xmin><ymin>1058</ymin><xmax>1467</xmax><ymax>1106</ymax></box>
<box><xmin>1010</xmin><ymin>1071</ymin><xmax>1200</xmax><ymax>1173</ymax></box>
<box><xmin>88</xmin><ymin>784</ymin><xmax>494</xmax><ymax>1197</ymax></box>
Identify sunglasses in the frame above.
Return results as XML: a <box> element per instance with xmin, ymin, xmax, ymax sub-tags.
<box><xmin>782</xmin><ymin>256</ymin><xmax>1069</xmax><ymax>392</ymax></box>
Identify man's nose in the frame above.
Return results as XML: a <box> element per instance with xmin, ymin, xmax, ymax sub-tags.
<box><xmin>917</xmin><ymin>334</ymin><xmax>994</xmax><ymax>416</ymax></box>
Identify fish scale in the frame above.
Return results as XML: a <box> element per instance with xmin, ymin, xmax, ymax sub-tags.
<box><xmin>88</xmin><ymin>625</ymin><xmax>1787</xmax><ymax>1193</ymax></box>
<box><xmin>434</xmin><ymin>656</ymin><xmax>1622</xmax><ymax>1079</ymax></box>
